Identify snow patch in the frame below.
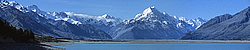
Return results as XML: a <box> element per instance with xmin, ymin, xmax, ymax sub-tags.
<box><xmin>32</xmin><ymin>9</ymin><xmax>36</xmax><ymax>12</ymax></box>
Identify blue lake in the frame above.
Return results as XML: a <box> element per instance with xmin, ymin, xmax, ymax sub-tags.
<box><xmin>54</xmin><ymin>43</ymin><xmax>250</xmax><ymax>50</ymax></box>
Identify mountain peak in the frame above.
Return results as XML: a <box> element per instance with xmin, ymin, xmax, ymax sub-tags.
<box><xmin>9</xmin><ymin>1</ymin><xmax>16</xmax><ymax>3</ymax></box>
<box><xmin>234</xmin><ymin>6</ymin><xmax>250</xmax><ymax>16</ymax></box>
<box><xmin>244</xmin><ymin>6</ymin><xmax>250</xmax><ymax>12</ymax></box>
<box><xmin>28</xmin><ymin>5</ymin><xmax>38</xmax><ymax>9</ymax></box>
<box><xmin>142</xmin><ymin>6</ymin><xmax>160</xmax><ymax>15</ymax></box>
<box><xmin>7</xmin><ymin>1</ymin><xmax>20</xmax><ymax>6</ymax></box>
<box><xmin>134</xmin><ymin>6</ymin><xmax>176</xmax><ymax>22</ymax></box>
<box><xmin>101</xmin><ymin>14</ymin><xmax>112</xmax><ymax>19</ymax></box>
<box><xmin>197</xmin><ymin>17</ymin><xmax>206</xmax><ymax>21</ymax></box>
<box><xmin>102</xmin><ymin>14</ymin><xmax>109</xmax><ymax>17</ymax></box>
<box><xmin>27</xmin><ymin>5</ymin><xmax>40</xmax><ymax>12</ymax></box>
<box><xmin>151</xmin><ymin>6</ymin><xmax>155</xmax><ymax>8</ymax></box>
<box><xmin>247</xmin><ymin>6</ymin><xmax>250</xmax><ymax>11</ymax></box>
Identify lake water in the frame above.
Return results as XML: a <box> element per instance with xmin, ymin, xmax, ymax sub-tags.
<box><xmin>54</xmin><ymin>43</ymin><xmax>250</xmax><ymax>50</ymax></box>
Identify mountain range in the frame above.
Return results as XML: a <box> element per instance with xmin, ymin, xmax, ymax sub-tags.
<box><xmin>0</xmin><ymin>1</ymin><xmax>207</xmax><ymax>40</ymax></box>
<box><xmin>0</xmin><ymin>1</ymin><xmax>111</xmax><ymax>40</ymax></box>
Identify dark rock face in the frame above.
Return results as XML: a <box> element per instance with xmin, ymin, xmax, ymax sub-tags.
<box><xmin>181</xmin><ymin>7</ymin><xmax>250</xmax><ymax>40</ymax></box>
<box><xmin>0</xmin><ymin>2</ymin><xmax>111</xmax><ymax>40</ymax></box>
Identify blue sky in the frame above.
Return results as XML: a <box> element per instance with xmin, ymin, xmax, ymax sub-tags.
<box><xmin>11</xmin><ymin>0</ymin><xmax>250</xmax><ymax>20</ymax></box>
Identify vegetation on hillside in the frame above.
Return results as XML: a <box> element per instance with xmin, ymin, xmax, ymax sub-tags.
<box><xmin>0</xmin><ymin>19</ymin><xmax>37</xmax><ymax>43</ymax></box>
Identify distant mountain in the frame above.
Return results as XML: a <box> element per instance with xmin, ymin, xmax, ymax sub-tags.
<box><xmin>61</xmin><ymin>13</ymin><xmax>123</xmax><ymax>32</ymax></box>
<box><xmin>25</xmin><ymin>5</ymin><xmax>123</xmax><ymax>32</ymax></box>
<box><xmin>0</xmin><ymin>1</ymin><xmax>111</xmax><ymax>40</ymax></box>
<box><xmin>109</xmin><ymin>6</ymin><xmax>206</xmax><ymax>40</ymax></box>
<box><xmin>181</xmin><ymin>6</ymin><xmax>250</xmax><ymax>40</ymax></box>
<box><xmin>0</xmin><ymin>1</ymin><xmax>209</xmax><ymax>40</ymax></box>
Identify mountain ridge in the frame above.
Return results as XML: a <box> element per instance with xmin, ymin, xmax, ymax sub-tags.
<box><xmin>181</xmin><ymin>6</ymin><xmax>250</xmax><ymax>40</ymax></box>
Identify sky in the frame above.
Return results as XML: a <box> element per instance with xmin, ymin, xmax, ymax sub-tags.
<box><xmin>10</xmin><ymin>0</ymin><xmax>250</xmax><ymax>20</ymax></box>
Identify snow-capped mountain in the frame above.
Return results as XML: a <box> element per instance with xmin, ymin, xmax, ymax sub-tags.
<box><xmin>3</xmin><ymin>1</ymin><xmax>123</xmax><ymax>32</ymax></box>
<box><xmin>176</xmin><ymin>16</ymin><xmax>207</xmax><ymax>31</ymax></box>
<box><xmin>31</xmin><ymin>9</ymin><xmax>122</xmax><ymax>32</ymax></box>
<box><xmin>181</xmin><ymin>6</ymin><xmax>250</xmax><ymax>40</ymax></box>
<box><xmin>62</xmin><ymin>12</ymin><xmax>123</xmax><ymax>31</ymax></box>
<box><xmin>109</xmin><ymin>6</ymin><xmax>206</xmax><ymax>40</ymax></box>
<box><xmin>0</xmin><ymin>1</ymin><xmax>111</xmax><ymax>40</ymax></box>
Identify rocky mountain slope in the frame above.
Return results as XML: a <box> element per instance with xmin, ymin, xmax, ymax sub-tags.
<box><xmin>0</xmin><ymin>1</ymin><xmax>111</xmax><ymax>40</ymax></box>
<box><xmin>181</xmin><ymin>6</ymin><xmax>250</xmax><ymax>40</ymax></box>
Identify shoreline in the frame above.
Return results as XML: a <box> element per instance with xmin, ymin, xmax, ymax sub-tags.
<box><xmin>42</xmin><ymin>40</ymin><xmax>250</xmax><ymax>46</ymax></box>
<box><xmin>0</xmin><ymin>43</ymin><xmax>63</xmax><ymax>50</ymax></box>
